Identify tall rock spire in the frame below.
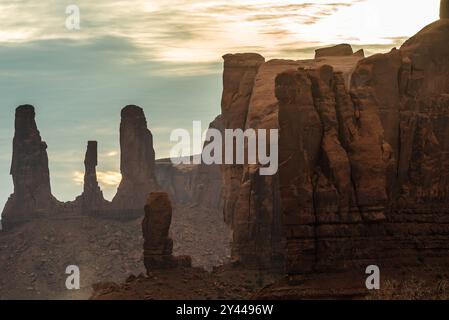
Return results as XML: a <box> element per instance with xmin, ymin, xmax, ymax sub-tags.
<box><xmin>1</xmin><ymin>105</ymin><xmax>57</xmax><ymax>228</ymax></box>
<box><xmin>112</xmin><ymin>105</ymin><xmax>159</xmax><ymax>215</ymax></box>
<box><xmin>74</xmin><ymin>141</ymin><xmax>107</xmax><ymax>214</ymax></box>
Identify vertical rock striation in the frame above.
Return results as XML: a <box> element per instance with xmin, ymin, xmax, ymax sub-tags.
<box><xmin>112</xmin><ymin>105</ymin><xmax>159</xmax><ymax>215</ymax></box>
<box><xmin>220</xmin><ymin>53</ymin><xmax>265</xmax><ymax>226</ymax></box>
<box><xmin>278</xmin><ymin>19</ymin><xmax>449</xmax><ymax>275</ymax></box>
<box><xmin>1</xmin><ymin>105</ymin><xmax>57</xmax><ymax>228</ymax></box>
<box><xmin>219</xmin><ymin>53</ymin><xmax>363</xmax><ymax>269</ymax></box>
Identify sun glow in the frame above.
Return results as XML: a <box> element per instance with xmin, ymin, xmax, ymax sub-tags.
<box><xmin>72</xmin><ymin>171</ymin><xmax>122</xmax><ymax>188</ymax></box>
<box><xmin>0</xmin><ymin>0</ymin><xmax>439</xmax><ymax>64</ymax></box>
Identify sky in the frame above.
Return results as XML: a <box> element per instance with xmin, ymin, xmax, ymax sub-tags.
<box><xmin>0</xmin><ymin>0</ymin><xmax>441</xmax><ymax>213</ymax></box>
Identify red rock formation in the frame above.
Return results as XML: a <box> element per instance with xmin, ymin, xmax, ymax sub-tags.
<box><xmin>278</xmin><ymin>19</ymin><xmax>449</xmax><ymax>275</ymax></box>
<box><xmin>315</xmin><ymin>44</ymin><xmax>353</xmax><ymax>58</ymax></box>
<box><xmin>1</xmin><ymin>105</ymin><xmax>58</xmax><ymax>229</ymax></box>
<box><xmin>73</xmin><ymin>141</ymin><xmax>107</xmax><ymax>214</ymax></box>
<box><xmin>442</xmin><ymin>0</ymin><xmax>449</xmax><ymax>19</ymax></box>
<box><xmin>219</xmin><ymin>53</ymin><xmax>363</xmax><ymax>269</ymax></box>
<box><xmin>112</xmin><ymin>105</ymin><xmax>159</xmax><ymax>215</ymax></box>
<box><xmin>142</xmin><ymin>192</ymin><xmax>191</xmax><ymax>271</ymax></box>
<box><xmin>220</xmin><ymin>53</ymin><xmax>265</xmax><ymax>226</ymax></box>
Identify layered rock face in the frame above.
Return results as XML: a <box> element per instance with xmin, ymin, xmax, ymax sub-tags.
<box><xmin>112</xmin><ymin>105</ymin><xmax>159</xmax><ymax>215</ymax></box>
<box><xmin>73</xmin><ymin>141</ymin><xmax>107</xmax><ymax>214</ymax></box>
<box><xmin>142</xmin><ymin>192</ymin><xmax>191</xmax><ymax>271</ymax></box>
<box><xmin>219</xmin><ymin>53</ymin><xmax>363</xmax><ymax>269</ymax></box>
<box><xmin>278</xmin><ymin>20</ymin><xmax>449</xmax><ymax>275</ymax></box>
<box><xmin>2</xmin><ymin>105</ymin><xmax>58</xmax><ymax>228</ymax></box>
<box><xmin>442</xmin><ymin>0</ymin><xmax>449</xmax><ymax>19</ymax></box>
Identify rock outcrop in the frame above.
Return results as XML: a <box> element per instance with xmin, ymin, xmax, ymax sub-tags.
<box><xmin>142</xmin><ymin>192</ymin><xmax>191</xmax><ymax>271</ymax></box>
<box><xmin>73</xmin><ymin>141</ymin><xmax>107</xmax><ymax>214</ymax></box>
<box><xmin>278</xmin><ymin>19</ymin><xmax>449</xmax><ymax>275</ymax></box>
<box><xmin>442</xmin><ymin>0</ymin><xmax>449</xmax><ymax>19</ymax></box>
<box><xmin>112</xmin><ymin>105</ymin><xmax>159</xmax><ymax>215</ymax></box>
<box><xmin>220</xmin><ymin>53</ymin><xmax>265</xmax><ymax>226</ymax></box>
<box><xmin>315</xmin><ymin>44</ymin><xmax>354</xmax><ymax>58</ymax></box>
<box><xmin>219</xmin><ymin>53</ymin><xmax>363</xmax><ymax>269</ymax></box>
<box><xmin>1</xmin><ymin>105</ymin><xmax>58</xmax><ymax>228</ymax></box>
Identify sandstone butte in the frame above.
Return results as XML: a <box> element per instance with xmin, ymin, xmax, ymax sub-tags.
<box><xmin>218</xmin><ymin>17</ymin><xmax>449</xmax><ymax>277</ymax></box>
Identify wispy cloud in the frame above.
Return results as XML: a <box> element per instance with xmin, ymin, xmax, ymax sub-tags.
<box><xmin>1</xmin><ymin>0</ymin><xmax>437</xmax><ymax>66</ymax></box>
<box><xmin>72</xmin><ymin>170</ymin><xmax>122</xmax><ymax>188</ymax></box>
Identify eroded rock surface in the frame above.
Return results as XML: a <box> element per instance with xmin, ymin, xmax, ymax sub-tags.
<box><xmin>112</xmin><ymin>105</ymin><xmax>160</xmax><ymax>215</ymax></box>
<box><xmin>73</xmin><ymin>141</ymin><xmax>107</xmax><ymax>214</ymax></box>
<box><xmin>1</xmin><ymin>105</ymin><xmax>58</xmax><ymax>228</ymax></box>
<box><xmin>142</xmin><ymin>192</ymin><xmax>191</xmax><ymax>271</ymax></box>
<box><xmin>219</xmin><ymin>53</ymin><xmax>363</xmax><ymax>269</ymax></box>
<box><xmin>278</xmin><ymin>20</ymin><xmax>449</xmax><ymax>275</ymax></box>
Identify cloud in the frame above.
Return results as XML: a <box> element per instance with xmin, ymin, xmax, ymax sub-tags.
<box><xmin>72</xmin><ymin>170</ymin><xmax>122</xmax><ymax>188</ymax></box>
<box><xmin>0</xmin><ymin>0</ymin><xmax>370</xmax><ymax>64</ymax></box>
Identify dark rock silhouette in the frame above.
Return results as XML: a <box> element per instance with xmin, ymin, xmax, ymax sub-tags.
<box><xmin>442</xmin><ymin>0</ymin><xmax>449</xmax><ymax>19</ymax></box>
<box><xmin>73</xmin><ymin>141</ymin><xmax>107</xmax><ymax>214</ymax></box>
<box><xmin>142</xmin><ymin>192</ymin><xmax>191</xmax><ymax>271</ymax></box>
<box><xmin>112</xmin><ymin>105</ymin><xmax>160</xmax><ymax>215</ymax></box>
<box><xmin>353</xmin><ymin>49</ymin><xmax>365</xmax><ymax>58</ymax></box>
<box><xmin>1</xmin><ymin>105</ymin><xmax>58</xmax><ymax>228</ymax></box>
<box><xmin>315</xmin><ymin>44</ymin><xmax>353</xmax><ymax>58</ymax></box>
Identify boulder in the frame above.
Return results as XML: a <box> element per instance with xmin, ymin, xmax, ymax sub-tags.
<box><xmin>142</xmin><ymin>192</ymin><xmax>191</xmax><ymax>271</ymax></box>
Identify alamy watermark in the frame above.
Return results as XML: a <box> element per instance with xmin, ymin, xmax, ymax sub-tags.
<box><xmin>365</xmin><ymin>265</ymin><xmax>380</xmax><ymax>290</ymax></box>
<box><xmin>170</xmin><ymin>121</ymin><xmax>278</xmax><ymax>176</ymax></box>
<box><xmin>65</xmin><ymin>265</ymin><xmax>80</xmax><ymax>290</ymax></box>
<box><xmin>65</xmin><ymin>5</ymin><xmax>81</xmax><ymax>30</ymax></box>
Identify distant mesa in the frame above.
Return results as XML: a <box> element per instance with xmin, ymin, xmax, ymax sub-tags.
<box><xmin>442</xmin><ymin>0</ymin><xmax>449</xmax><ymax>19</ymax></box>
<box><xmin>314</xmin><ymin>44</ymin><xmax>364</xmax><ymax>59</ymax></box>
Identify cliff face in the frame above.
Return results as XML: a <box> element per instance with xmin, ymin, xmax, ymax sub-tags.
<box><xmin>278</xmin><ymin>20</ymin><xmax>449</xmax><ymax>274</ymax></box>
<box><xmin>2</xmin><ymin>105</ymin><xmax>58</xmax><ymax>228</ymax></box>
<box><xmin>155</xmin><ymin>116</ymin><xmax>224</xmax><ymax>210</ymax></box>
<box><xmin>112</xmin><ymin>105</ymin><xmax>160</xmax><ymax>214</ymax></box>
<box><xmin>219</xmin><ymin>52</ymin><xmax>363</xmax><ymax>269</ymax></box>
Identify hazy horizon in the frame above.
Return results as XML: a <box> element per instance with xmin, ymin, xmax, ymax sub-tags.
<box><xmin>0</xmin><ymin>0</ymin><xmax>440</xmax><ymax>215</ymax></box>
